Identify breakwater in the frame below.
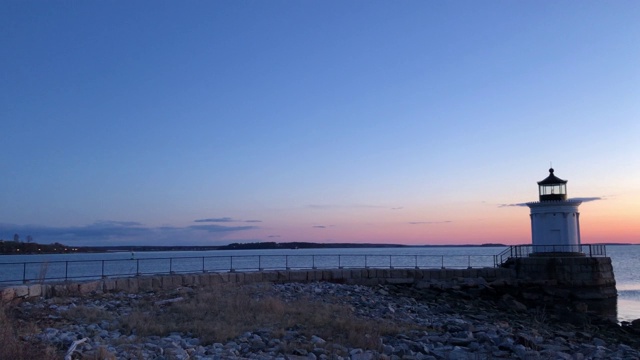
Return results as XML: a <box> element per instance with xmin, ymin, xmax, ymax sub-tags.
<box><xmin>1</xmin><ymin>255</ymin><xmax>617</xmax><ymax>304</ymax></box>
<box><xmin>3</xmin><ymin>267</ymin><xmax>512</xmax><ymax>302</ymax></box>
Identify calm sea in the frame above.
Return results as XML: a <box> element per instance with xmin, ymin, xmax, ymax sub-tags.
<box><xmin>1</xmin><ymin>245</ymin><xmax>638</xmax><ymax>322</ymax></box>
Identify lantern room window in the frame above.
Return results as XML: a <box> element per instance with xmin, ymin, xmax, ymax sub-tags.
<box><xmin>539</xmin><ymin>184</ymin><xmax>566</xmax><ymax>196</ymax></box>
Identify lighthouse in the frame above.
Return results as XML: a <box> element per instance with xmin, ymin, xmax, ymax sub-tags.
<box><xmin>500</xmin><ymin>168</ymin><xmax>616</xmax><ymax>303</ymax></box>
<box><xmin>526</xmin><ymin>168</ymin><xmax>582</xmax><ymax>254</ymax></box>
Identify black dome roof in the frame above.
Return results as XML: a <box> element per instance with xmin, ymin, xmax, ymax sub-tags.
<box><xmin>537</xmin><ymin>168</ymin><xmax>567</xmax><ymax>185</ymax></box>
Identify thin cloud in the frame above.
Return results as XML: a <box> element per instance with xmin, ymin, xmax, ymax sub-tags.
<box><xmin>194</xmin><ymin>217</ymin><xmax>263</xmax><ymax>223</ymax></box>
<box><xmin>498</xmin><ymin>197</ymin><xmax>603</xmax><ymax>208</ymax></box>
<box><xmin>194</xmin><ymin>217</ymin><xmax>234</xmax><ymax>223</ymax></box>
<box><xmin>313</xmin><ymin>225</ymin><xmax>327</xmax><ymax>229</ymax></box>
<box><xmin>308</xmin><ymin>204</ymin><xmax>387</xmax><ymax>209</ymax></box>
<box><xmin>391</xmin><ymin>207</ymin><xmax>403</xmax><ymax>210</ymax></box>
<box><xmin>0</xmin><ymin>220</ymin><xmax>259</xmax><ymax>246</ymax></box>
<box><xmin>267</xmin><ymin>235</ymin><xmax>281</xmax><ymax>238</ymax></box>
<box><xmin>0</xmin><ymin>221</ymin><xmax>151</xmax><ymax>240</ymax></box>
<box><xmin>408</xmin><ymin>221</ymin><xmax>452</xmax><ymax>225</ymax></box>
<box><xmin>97</xmin><ymin>220</ymin><xmax>144</xmax><ymax>227</ymax></box>
<box><xmin>570</xmin><ymin>197</ymin><xmax>602</xmax><ymax>202</ymax></box>
<box><xmin>498</xmin><ymin>203</ymin><xmax>528</xmax><ymax>208</ymax></box>
<box><xmin>189</xmin><ymin>224</ymin><xmax>258</xmax><ymax>233</ymax></box>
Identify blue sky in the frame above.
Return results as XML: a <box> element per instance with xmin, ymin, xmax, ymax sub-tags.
<box><xmin>1</xmin><ymin>1</ymin><xmax>639</xmax><ymax>246</ymax></box>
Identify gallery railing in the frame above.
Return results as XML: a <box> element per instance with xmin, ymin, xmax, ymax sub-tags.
<box><xmin>0</xmin><ymin>253</ymin><xmax>497</xmax><ymax>285</ymax></box>
<box><xmin>493</xmin><ymin>244</ymin><xmax>607</xmax><ymax>266</ymax></box>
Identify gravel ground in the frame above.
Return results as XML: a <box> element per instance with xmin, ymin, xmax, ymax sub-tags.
<box><xmin>11</xmin><ymin>280</ymin><xmax>640</xmax><ymax>359</ymax></box>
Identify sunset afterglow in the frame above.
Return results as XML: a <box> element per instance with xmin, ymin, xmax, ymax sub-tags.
<box><xmin>1</xmin><ymin>2</ymin><xmax>638</xmax><ymax>246</ymax></box>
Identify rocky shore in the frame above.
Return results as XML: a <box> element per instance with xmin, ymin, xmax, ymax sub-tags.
<box><xmin>11</xmin><ymin>280</ymin><xmax>640</xmax><ymax>359</ymax></box>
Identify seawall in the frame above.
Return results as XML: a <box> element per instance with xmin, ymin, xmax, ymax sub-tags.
<box><xmin>2</xmin><ymin>267</ymin><xmax>513</xmax><ymax>303</ymax></box>
<box><xmin>2</xmin><ymin>257</ymin><xmax>617</xmax><ymax>304</ymax></box>
<box><xmin>503</xmin><ymin>256</ymin><xmax>617</xmax><ymax>301</ymax></box>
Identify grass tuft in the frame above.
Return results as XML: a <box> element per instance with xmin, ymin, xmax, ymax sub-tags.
<box><xmin>0</xmin><ymin>303</ymin><xmax>58</xmax><ymax>360</ymax></box>
<box><xmin>64</xmin><ymin>304</ymin><xmax>113</xmax><ymax>324</ymax></box>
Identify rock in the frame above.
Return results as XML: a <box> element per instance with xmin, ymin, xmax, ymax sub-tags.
<box><xmin>292</xmin><ymin>348</ymin><xmax>308</xmax><ymax>356</ymax></box>
<box><xmin>500</xmin><ymin>294</ymin><xmax>527</xmax><ymax>312</ymax></box>
<box><xmin>8</xmin><ymin>281</ymin><xmax>638</xmax><ymax>360</ymax></box>
<box><xmin>14</xmin><ymin>286</ymin><xmax>29</xmax><ymax>298</ymax></box>
<box><xmin>311</xmin><ymin>335</ymin><xmax>326</xmax><ymax>345</ymax></box>
<box><xmin>592</xmin><ymin>337</ymin><xmax>606</xmax><ymax>347</ymax></box>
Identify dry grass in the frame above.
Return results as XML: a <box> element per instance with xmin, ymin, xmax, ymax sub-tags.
<box><xmin>2</xmin><ymin>283</ymin><xmax>421</xmax><ymax>357</ymax></box>
<box><xmin>120</xmin><ymin>284</ymin><xmax>417</xmax><ymax>351</ymax></box>
<box><xmin>63</xmin><ymin>304</ymin><xmax>113</xmax><ymax>324</ymax></box>
<box><xmin>88</xmin><ymin>346</ymin><xmax>118</xmax><ymax>360</ymax></box>
<box><xmin>0</xmin><ymin>303</ymin><xmax>58</xmax><ymax>360</ymax></box>
<box><xmin>37</xmin><ymin>261</ymin><xmax>50</xmax><ymax>284</ymax></box>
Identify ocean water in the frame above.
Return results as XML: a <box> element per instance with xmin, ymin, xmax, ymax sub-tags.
<box><xmin>1</xmin><ymin>245</ymin><xmax>639</xmax><ymax>322</ymax></box>
<box><xmin>605</xmin><ymin>245</ymin><xmax>640</xmax><ymax>322</ymax></box>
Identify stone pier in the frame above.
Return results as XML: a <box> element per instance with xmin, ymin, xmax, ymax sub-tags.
<box><xmin>1</xmin><ymin>267</ymin><xmax>513</xmax><ymax>303</ymax></box>
<box><xmin>1</xmin><ymin>258</ymin><xmax>617</xmax><ymax>305</ymax></box>
<box><xmin>501</xmin><ymin>256</ymin><xmax>617</xmax><ymax>300</ymax></box>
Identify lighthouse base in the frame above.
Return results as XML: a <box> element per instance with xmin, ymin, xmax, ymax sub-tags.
<box><xmin>502</xmin><ymin>256</ymin><xmax>617</xmax><ymax>301</ymax></box>
<box><xmin>529</xmin><ymin>251</ymin><xmax>585</xmax><ymax>257</ymax></box>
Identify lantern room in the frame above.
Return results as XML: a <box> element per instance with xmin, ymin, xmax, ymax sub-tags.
<box><xmin>538</xmin><ymin>168</ymin><xmax>567</xmax><ymax>201</ymax></box>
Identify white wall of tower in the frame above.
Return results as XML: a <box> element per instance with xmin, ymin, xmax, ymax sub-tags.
<box><xmin>527</xmin><ymin>200</ymin><xmax>582</xmax><ymax>251</ymax></box>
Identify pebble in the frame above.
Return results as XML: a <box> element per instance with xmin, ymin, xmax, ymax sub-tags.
<box><xmin>14</xmin><ymin>281</ymin><xmax>640</xmax><ymax>359</ymax></box>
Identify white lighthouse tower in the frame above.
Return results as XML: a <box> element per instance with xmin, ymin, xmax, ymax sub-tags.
<box><xmin>526</xmin><ymin>168</ymin><xmax>582</xmax><ymax>254</ymax></box>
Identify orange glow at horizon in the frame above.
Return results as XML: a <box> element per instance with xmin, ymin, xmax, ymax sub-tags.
<box><xmin>230</xmin><ymin>193</ymin><xmax>640</xmax><ymax>246</ymax></box>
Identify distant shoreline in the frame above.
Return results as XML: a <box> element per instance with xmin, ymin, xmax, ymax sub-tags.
<box><xmin>102</xmin><ymin>242</ymin><xmax>510</xmax><ymax>252</ymax></box>
<box><xmin>1</xmin><ymin>240</ymin><xmax>632</xmax><ymax>255</ymax></box>
<box><xmin>0</xmin><ymin>240</ymin><xmax>508</xmax><ymax>255</ymax></box>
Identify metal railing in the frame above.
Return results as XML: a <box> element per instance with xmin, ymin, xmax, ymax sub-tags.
<box><xmin>494</xmin><ymin>244</ymin><xmax>607</xmax><ymax>266</ymax></box>
<box><xmin>0</xmin><ymin>253</ymin><xmax>497</xmax><ymax>285</ymax></box>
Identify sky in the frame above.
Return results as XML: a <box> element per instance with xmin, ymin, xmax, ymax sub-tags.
<box><xmin>1</xmin><ymin>1</ymin><xmax>639</xmax><ymax>247</ymax></box>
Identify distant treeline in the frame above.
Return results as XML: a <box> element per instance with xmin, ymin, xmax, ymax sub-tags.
<box><xmin>0</xmin><ymin>240</ymin><xmax>90</xmax><ymax>254</ymax></box>
<box><xmin>1</xmin><ymin>240</ymin><xmax>512</xmax><ymax>255</ymax></box>
<box><xmin>86</xmin><ymin>242</ymin><xmax>512</xmax><ymax>252</ymax></box>
<box><xmin>218</xmin><ymin>242</ymin><xmax>408</xmax><ymax>250</ymax></box>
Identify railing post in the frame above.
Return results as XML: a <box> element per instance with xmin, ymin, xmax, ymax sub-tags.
<box><xmin>136</xmin><ymin>259</ymin><xmax>140</xmax><ymax>276</ymax></box>
<box><xmin>389</xmin><ymin>255</ymin><xmax>392</xmax><ymax>269</ymax></box>
<box><xmin>102</xmin><ymin>260</ymin><xmax>105</xmax><ymax>278</ymax></box>
<box><xmin>339</xmin><ymin>255</ymin><xmax>342</xmax><ymax>269</ymax></box>
<box><xmin>259</xmin><ymin>255</ymin><xmax>262</xmax><ymax>271</ymax></box>
<box><xmin>441</xmin><ymin>256</ymin><xmax>444</xmax><ymax>269</ymax></box>
<box><xmin>65</xmin><ymin>261</ymin><xmax>68</xmax><ymax>281</ymax></box>
<box><xmin>286</xmin><ymin>255</ymin><xmax>289</xmax><ymax>270</ymax></box>
<box><xmin>202</xmin><ymin>257</ymin><xmax>205</xmax><ymax>273</ymax></box>
<box><xmin>415</xmin><ymin>255</ymin><xmax>418</xmax><ymax>269</ymax></box>
<box><xmin>467</xmin><ymin>256</ymin><xmax>471</xmax><ymax>269</ymax></box>
<box><xmin>230</xmin><ymin>256</ymin><xmax>234</xmax><ymax>272</ymax></box>
<box><xmin>312</xmin><ymin>255</ymin><xmax>315</xmax><ymax>270</ymax></box>
<box><xmin>22</xmin><ymin>263</ymin><xmax>26</xmax><ymax>284</ymax></box>
<box><xmin>170</xmin><ymin>258</ymin><xmax>173</xmax><ymax>274</ymax></box>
